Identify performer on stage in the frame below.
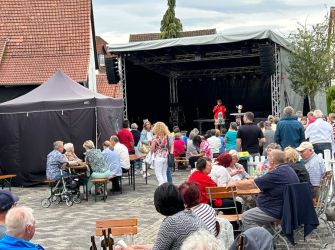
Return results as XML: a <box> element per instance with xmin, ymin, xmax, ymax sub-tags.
<box><xmin>212</xmin><ymin>99</ymin><xmax>227</xmax><ymax>131</ymax></box>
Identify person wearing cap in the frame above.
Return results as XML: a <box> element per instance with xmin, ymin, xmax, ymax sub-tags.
<box><xmin>0</xmin><ymin>206</ymin><xmax>44</xmax><ymax>249</ymax></box>
<box><xmin>296</xmin><ymin>141</ymin><xmax>326</xmax><ymax>195</ymax></box>
<box><xmin>0</xmin><ymin>190</ymin><xmax>19</xmax><ymax>238</ymax></box>
<box><xmin>305</xmin><ymin>110</ymin><xmax>335</xmax><ymax>155</ymax></box>
<box><xmin>262</xmin><ymin>121</ymin><xmax>275</xmax><ymax>156</ymax></box>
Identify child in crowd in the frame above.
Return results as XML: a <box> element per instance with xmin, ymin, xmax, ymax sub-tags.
<box><xmin>224</xmin><ymin>122</ymin><xmax>238</xmax><ymax>151</ymax></box>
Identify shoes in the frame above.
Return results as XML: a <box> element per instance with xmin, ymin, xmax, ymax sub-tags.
<box><xmin>142</xmin><ymin>172</ymin><xmax>151</xmax><ymax>178</ymax></box>
<box><xmin>149</xmin><ymin>165</ymin><xmax>154</xmax><ymax>170</ymax></box>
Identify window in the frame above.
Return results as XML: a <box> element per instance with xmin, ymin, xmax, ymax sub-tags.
<box><xmin>99</xmin><ymin>53</ymin><xmax>105</xmax><ymax>66</ymax></box>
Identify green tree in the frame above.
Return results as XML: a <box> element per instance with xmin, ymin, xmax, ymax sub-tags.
<box><xmin>288</xmin><ymin>15</ymin><xmax>335</xmax><ymax>110</ymax></box>
<box><xmin>160</xmin><ymin>0</ymin><xmax>183</xmax><ymax>39</ymax></box>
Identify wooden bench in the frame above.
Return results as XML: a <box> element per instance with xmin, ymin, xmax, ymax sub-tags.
<box><xmin>0</xmin><ymin>174</ymin><xmax>16</xmax><ymax>191</ymax></box>
<box><xmin>96</xmin><ymin>218</ymin><xmax>138</xmax><ymax>244</ymax></box>
<box><xmin>91</xmin><ymin>178</ymin><xmax>108</xmax><ymax>202</ymax></box>
<box><xmin>174</xmin><ymin>157</ymin><xmax>189</xmax><ymax>171</ymax></box>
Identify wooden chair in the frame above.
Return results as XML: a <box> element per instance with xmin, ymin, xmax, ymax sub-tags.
<box><xmin>96</xmin><ymin>218</ymin><xmax>138</xmax><ymax>244</ymax></box>
<box><xmin>174</xmin><ymin>157</ymin><xmax>188</xmax><ymax>171</ymax></box>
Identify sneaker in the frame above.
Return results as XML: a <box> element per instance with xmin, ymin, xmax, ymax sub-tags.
<box><xmin>149</xmin><ymin>165</ymin><xmax>154</xmax><ymax>170</ymax></box>
<box><xmin>143</xmin><ymin>172</ymin><xmax>151</xmax><ymax>178</ymax></box>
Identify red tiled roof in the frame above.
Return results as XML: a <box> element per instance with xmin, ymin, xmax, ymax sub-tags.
<box><xmin>96</xmin><ymin>36</ymin><xmax>108</xmax><ymax>54</ymax></box>
<box><xmin>96</xmin><ymin>74</ymin><xmax>122</xmax><ymax>98</ymax></box>
<box><xmin>0</xmin><ymin>0</ymin><xmax>91</xmax><ymax>85</ymax></box>
<box><xmin>129</xmin><ymin>29</ymin><xmax>217</xmax><ymax>42</ymax></box>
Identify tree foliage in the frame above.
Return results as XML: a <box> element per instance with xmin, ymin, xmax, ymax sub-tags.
<box><xmin>288</xmin><ymin>15</ymin><xmax>335</xmax><ymax>110</ymax></box>
<box><xmin>160</xmin><ymin>0</ymin><xmax>183</xmax><ymax>39</ymax></box>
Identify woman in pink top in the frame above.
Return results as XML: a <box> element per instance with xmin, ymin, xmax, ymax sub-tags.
<box><xmin>193</xmin><ymin>135</ymin><xmax>213</xmax><ymax>159</ymax></box>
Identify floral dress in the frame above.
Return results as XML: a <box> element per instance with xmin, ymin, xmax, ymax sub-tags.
<box><xmin>200</xmin><ymin>140</ymin><xmax>213</xmax><ymax>159</ymax></box>
<box><xmin>85</xmin><ymin>149</ymin><xmax>108</xmax><ymax>173</ymax></box>
<box><xmin>152</xmin><ymin>135</ymin><xmax>169</xmax><ymax>158</ymax></box>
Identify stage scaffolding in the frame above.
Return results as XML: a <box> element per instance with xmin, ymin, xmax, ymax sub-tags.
<box><xmin>271</xmin><ymin>43</ymin><xmax>281</xmax><ymax>118</ymax></box>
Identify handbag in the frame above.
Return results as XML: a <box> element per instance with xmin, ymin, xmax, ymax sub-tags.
<box><xmin>326</xmin><ymin>198</ymin><xmax>335</xmax><ymax>221</ymax></box>
<box><xmin>139</xmin><ymin>143</ymin><xmax>150</xmax><ymax>154</ymax></box>
<box><xmin>167</xmin><ymin>136</ymin><xmax>174</xmax><ymax>169</ymax></box>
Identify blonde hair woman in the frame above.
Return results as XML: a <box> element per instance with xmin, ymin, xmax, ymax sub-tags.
<box><xmin>83</xmin><ymin>140</ymin><xmax>110</xmax><ymax>194</ymax></box>
<box><xmin>284</xmin><ymin>147</ymin><xmax>310</xmax><ymax>183</ymax></box>
<box><xmin>151</xmin><ymin>122</ymin><xmax>173</xmax><ymax>185</ymax></box>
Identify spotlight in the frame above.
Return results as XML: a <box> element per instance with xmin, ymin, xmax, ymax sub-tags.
<box><xmin>212</xmin><ymin>77</ymin><xmax>216</xmax><ymax>81</ymax></box>
<box><xmin>242</xmin><ymin>75</ymin><xmax>246</xmax><ymax>79</ymax></box>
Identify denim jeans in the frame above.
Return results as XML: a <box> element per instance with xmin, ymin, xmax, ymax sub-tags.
<box><xmin>167</xmin><ymin>166</ymin><xmax>173</xmax><ymax>183</ymax></box>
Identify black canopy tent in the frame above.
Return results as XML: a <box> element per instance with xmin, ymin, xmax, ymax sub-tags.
<box><xmin>0</xmin><ymin>71</ymin><xmax>123</xmax><ymax>186</ymax></box>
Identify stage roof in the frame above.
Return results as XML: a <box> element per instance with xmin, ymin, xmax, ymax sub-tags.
<box><xmin>107</xmin><ymin>30</ymin><xmax>290</xmax><ymax>52</ymax></box>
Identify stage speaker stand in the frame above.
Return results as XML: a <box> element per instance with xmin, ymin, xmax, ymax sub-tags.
<box><xmin>259</xmin><ymin>44</ymin><xmax>275</xmax><ymax>75</ymax></box>
<box><xmin>105</xmin><ymin>57</ymin><xmax>120</xmax><ymax>84</ymax></box>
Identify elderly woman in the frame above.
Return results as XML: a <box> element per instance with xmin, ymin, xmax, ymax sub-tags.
<box><xmin>258</xmin><ymin>143</ymin><xmax>282</xmax><ymax>173</ymax></box>
<box><xmin>209</xmin><ymin>153</ymin><xmax>231</xmax><ymax>187</ymax></box>
<box><xmin>118</xmin><ymin>183</ymin><xmax>207</xmax><ymax>250</ymax></box>
<box><xmin>151</xmin><ymin>122</ymin><xmax>174</xmax><ymax>185</ymax></box>
<box><xmin>83</xmin><ymin>140</ymin><xmax>110</xmax><ymax>194</ymax></box>
<box><xmin>284</xmin><ymin>147</ymin><xmax>310</xmax><ymax>183</ymax></box>
<box><xmin>227</xmin><ymin>150</ymin><xmax>249</xmax><ymax>181</ymax></box>
<box><xmin>64</xmin><ymin>143</ymin><xmax>82</xmax><ymax>166</ymax></box>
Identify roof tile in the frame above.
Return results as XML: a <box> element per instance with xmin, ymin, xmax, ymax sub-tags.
<box><xmin>96</xmin><ymin>74</ymin><xmax>122</xmax><ymax>98</ymax></box>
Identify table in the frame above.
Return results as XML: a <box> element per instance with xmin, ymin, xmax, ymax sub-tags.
<box><xmin>67</xmin><ymin>164</ymin><xmax>89</xmax><ymax>201</ymax></box>
<box><xmin>129</xmin><ymin>154</ymin><xmax>146</xmax><ymax>190</ymax></box>
<box><xmin>193</xmin><ymin>119</ymin><xmax>215</xmax><ymax>134</ymax></box>
<box><xmin>236</xmin><ymin>188</ymin><xmax>260</xmax><ymax>196</ymax></box>
<box><xmin>0</xmin><ymin>174</ymin><xmax>16</xmax><ymax>191</ymax></box>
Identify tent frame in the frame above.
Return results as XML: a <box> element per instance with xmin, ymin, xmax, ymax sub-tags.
<box><xmin>271</xmin><ymin>43</ymin><xmax>281</xmax><ymax>117</ymax></box>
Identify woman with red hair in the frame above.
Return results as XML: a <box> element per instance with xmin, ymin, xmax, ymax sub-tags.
<box><xmin>209</xmin><ymin>153</ymin><xmax>232</xmax><ymax>186</ymax></box>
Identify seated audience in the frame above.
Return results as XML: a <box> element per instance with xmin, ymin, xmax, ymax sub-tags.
<box><xmin>186</xmin><ymin>128</ymin><xmax>200</xmax><ymax>168</ymax></box>
<box><xmin>46</xmin><ymin>141</ymin><xmax>68</xmax><ymax>180</ymax></box>
<box><xmin>179</xmin><ymin>182</ymin><xmax>217</xmax><ymax>235</ymax></box>
<box><xmin>284</xmin><ymin>147</ymin><xmax>311</xmax><ymax>183</ymax></box>
<box><xmin>296</xmin><ymin>142</ymin><xmax>326</xmax><ymax>196</ymax></box>
<box><xmin>119</xmin><ymin>183</ymin><xmax>207</xmax><ymax>250</ymax></box>
<box><xmin>226</xmin><ymin>150</ymin><xmax>249</xmax><ymax>181</ymax></box>
<box><xmin>181</xmin><ymin>230</ymin><xmax>224</xmax><ymax>250</ymax></box>
<box><xmin>262</xmin><ymin>121</ymin><xmax>275</xmax><ymax>156</ymax></box>
<box><xmin>209</xmin><ymin>153</ymin><xmax>231</xmax><ymax>186</ymax></box>
<box><xmin>0</xmin><ymin>190</ymin><xmax>19</xmax><ymax>239</ymax></box>
<box><xmin>207</xmin><ymin>129</ymin><xmax>222</xmax><ymax>158</ymax></box>
<box><xmin>173</xmin><ymin>133</ymin><xmax>186</xmax><ymax>158</ymax></box>
<box><xmin>110</xmin><ymin>136</ymin><xmax>130</xmax><ymax>171</ymax></box>
<box><xmin>0</xmin><ymin>206</ymin><xmax>44</xmax><ymax>249</ymax></box>
<box><xmin>229</xmin><ymin>150</ymin><xmax>299</xmax><ymax>230</ymax></box>
<box><xmin>257</xmin><ymin>143</ymin><xmax>282</xmax><ymax>173</ymax></box>
<box><xmin>224</xmin><ymin>122</ymin><xmax>237</xmax><ymax>151</ymax></box>
<box><xmin>63</xmin><ymin>143</ymin><xmax>82</xmax><ymax>166</ymax></box>
<box><xmin>83</xmin><ymin>140</ymin><xmax>110</xmax><ymax>194</ymax></box>
<box><xmin>193</xmin><ymin>135</ymin><xmax>213</xmax><ymax>160</ymax></box>
<box><xmin>102</xmin><ymin>141</ymin><xmax>122</xmax><ymax>191</ymax></box>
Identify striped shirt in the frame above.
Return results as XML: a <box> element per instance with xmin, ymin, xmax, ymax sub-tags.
<box><xmin>304</xmin><ymin>153</ymin><xmax>325</xmax><ymax>187</ymax></box>
<box><xmin>191</xmin><ymin>203</ymin><xmax>217</xmax><ymax>235</ymax></box>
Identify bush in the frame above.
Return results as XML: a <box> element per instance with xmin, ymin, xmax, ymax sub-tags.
<box><xmin>326</xmin><ymin>86</ymin><xmax>335</xmax><ymax>113</ymax></box>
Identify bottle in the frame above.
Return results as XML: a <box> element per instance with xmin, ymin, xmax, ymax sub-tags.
<box><xmin>90</xmin><ymin>236</ymin><xmax>97</xmax><ymax>250</ymax></box>
<box><xmin>107</xmin><ymin>228</ymin><xmax>114</xmax><ymax>249</ymax></box>
<box><xmin>101</xmin><ymin>229</ymin><xmax>107</xmax><ymax>250</ymax></box>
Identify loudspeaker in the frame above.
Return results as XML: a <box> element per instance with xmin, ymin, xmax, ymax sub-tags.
<box><xmin>105</xmin><ymin>58</ymin><xmax>120</xmax><ymax>84</ymax></box>
<box><xmin>259</xmin><ymin>44</ymin><xmax>275</xmax><ymax>75</ymax></box>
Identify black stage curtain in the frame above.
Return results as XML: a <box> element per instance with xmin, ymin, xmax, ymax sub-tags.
<box><xmin>0</xmin><ymin>109</ymin><xmax>95</xmax><ymax>186</ymax></box>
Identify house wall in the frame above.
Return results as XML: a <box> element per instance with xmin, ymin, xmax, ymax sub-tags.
<box><xmin>88</xmin><ymin>26</ymin><xmax>97</xmax><ymax>92</ymax></box>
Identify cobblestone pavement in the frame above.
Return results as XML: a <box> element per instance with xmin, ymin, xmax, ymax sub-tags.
<box><xmin>9</xmin><ymin>169</ymin><xmax>335</xmax><ymax>250</ymax></box>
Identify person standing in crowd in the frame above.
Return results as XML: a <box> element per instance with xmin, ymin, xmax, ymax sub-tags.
<box><xmin>274</xmin><ymin>106</ymin><xmax>305</xmax><ymax>149</ymax></box>
<box><xmin>212</xmin><ymin>99</ymin><xmax>227</xmax><ymax>130</ymax></box>
<box><xmin>0</xmin><ymin>190</ymin><xmax>19</xmax><ymax>239</ymax></box>
<box><xmin>267</xmin><ymin>115</ymin><xmax>276</xmax><ymax>131</ymax></box>
<box><xmin>262</xmin><ymin>121</ymin><xmax>275</xmax><ymax>156</ymax></box>
<box><xmin>117</xmin><ymin>120</ymin><xmax>135</xmax><ymax>154</ymax></box>
<box><xmin>130</xmin><ymin>123</ymin><xmax>146</xmax><ymax>177</ymax></box>
<box><xmin>305</xmin><ymin>110</ymin><xmax>335</xmax><ymax>155</ymax></box>
<box><xmin>225</xmin><ymin>122</ymin><xmax>238</xmax><ymax>151</ymax></box>
<box><xmin>102</xmin><ymin>141</ymin><xmax>122</xmax><ymax>192</ymax></box>
<box><xmin>236</xmin><ymin>112</ymin><xmax>265</xmax><ymax>156</ymax></box>
<box><xmin>0</xmin><ymin>206</ymin><xmax>45</xmax><ymax>249</ymax></box>
<box><xmin>130</xmin><ymin>123</ymin><xmax>141</xmax><ymax>149</ymax></box>
<box><xmin>83</xmin><ymin>140</ymin><xmax>110</xmax><ymax>194</ymax></box>
<box><xmin>296</xmin><ymin>142</ymin><xmax>326</xmax><ymax>197</ymax></box>
<box><xmin>207</xmin><ymin>129</ymin><xmax>222</xmax><ymax>158</ymax></box>
<box><xmin>307</xmin><ymin>111</ymin><xmax>316</xmax><ymax>125</ymax></box>
<box><xmin>46</xmin><ymin>141</ymin><xmax>68</xmax><ymax>180</ymax></box>
<box><xmin>151</xmin><ymin>122</ymin><xmax>173</xmax><ymax>185</ymax></box>
<box><xmin>300</xmin><ymin>116</ymin><xmax>308</xmax><ymax>130</ymax></box>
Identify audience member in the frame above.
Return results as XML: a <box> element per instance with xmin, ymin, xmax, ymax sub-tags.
<box><xmin>300</xmin><ymin>116</ymin><xmax>308</xmax><ymax>130</ymax></box>
<box><xmin>173</xmin><ymin>133</ymin><xmax>186</xmax><ymax>158</ymax></box>
<box><xmin>305</xmin><ymin>110</ymin><xmax>335</xmax><ymax>155</ymax></box>
<box><xmin>192</xmin><ymin>135</ymin><xmax>213</xmax><ymax>159</ymax></box>
<box><xmin>130</xmin><ymin>123</ymin><xmax>141</xmax><ymax>149</ymax></box>
<box><xmin>257</xmin><ymin>143</ymin><xmax>282</xmax><ymax>173</ymax></box>
<box><xmin>267</xmin><ymin>115</ymin><xmax>276</xmax><ymax>131</ymax></box>
<box><xmin>328</xmin><ymin>113</ymin><xmax>335</xmax><ymax>139</ymax></box>
<box><xmin>257</xmin><ymin>121</ymin><xmax>265</xmax><ymax>133</ymax></box>
<box><xmin>181</xmin><ymin>230</ymin><xmax>225</xmax><ymax>250</ymax></box>
<box><xmin>140</xmin><ymin>120</ymin><xmax>154</xmax><ymax>152</ymax></box>
<box><xmin>186</xmin><ymin>129</ymin><xmax>202</xmax><ymax>168</ymax></box>
<box><xmin>102</xmin><ymin>141</ymin><xmax>122</xmax><ymax>191</ymax></box>
<box><xmin>46</xmin><ymin>141</ymin><xmax>68</xmax><ymax>180</ymax></box>
<box><xmin>307</xmin><ymin>111</ymin><xmax>316</xmax><ymax>125</ymax></box>
<box><xmin>207</xmin><ymin>129</ymin><xmax>222</xmax><ymax>158</ymax></box>
<box><xmin>179</xmin><ymin>182</ymin><xmax>217</xmax><ymax>236</ymax></box>
<box><xmin>229</xmin><ymin>150</ymin><xmax>299</xmax><ymax>230</ymax></box>
<box><xmin>226</xmin><ymin>150</ymin><xmax>249</xmax><ymax>181</ymax></box>
<box><xmin>209</xmin><ymin>154</ymin><xmax>231</xmax><ymax>187</ymax></box>
<box><xmin>0</xmin><ymin>190</ymin><xmax>19</xmax><ymax>238</ymax></box>
<box><xmin>236</xmin><ymin>112</ymin><xmax>265</xmax><ymax>156</ymax></box>
<box><xmin>224</xmin><ymin>122</ymin><xmax>237</xmax><ymax>151</ymax></box>
<box><xmin>0</xmin><ymin>206</ymin><xmax>44</xmax><ymax>249</ymax></box>
<box><xmin>274</xmin><ymin>106</ymin><xmax>305</xmax><ymax>148</ymax></box>
<box><xmin>295</xmin><ymin>111</ymin><xmax>303</xmax><ymax>121</ymax></box>
<box><xmin>296</xmin><ymin>142</ymin><xmax>326</xmax><ymax>196</ymax></box>
<box><xmin>284</xmin><ymin>147</ymin><xmax>311</xmax><ymax>183</ymax></box>
<box><xmin>262</xmin><ymin>121</ymin><xmax>275</xmax><ymax>156</ymax></box>
<box><xmin>63</xmin><ymin>143</ymin><xmax>82</xmax><ymax>166</ymax></box>
<box><xmin>117</xmin><ymin>120</ymin><xmax>135</xmax><ymax>154</ymax></box>
<box><xmin>130</xmin><ymin>123</ymin><xmax>146</xmax><ymax>177</ymax></box>
<box><xmin>110</xmin><ymin>136</ymin><xmax>130</xmax><ymax>171</ymax></box>
<box><xmin>83</xmin><ymin>140</ymin><xmax>110</xmax><ymax>194</ymax></box>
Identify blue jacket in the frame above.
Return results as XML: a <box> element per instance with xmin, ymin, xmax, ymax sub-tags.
<box><xmin>274</xmin><ymin>116</ymin><xmax>305</xmax><ymax>148</ymax></box>
<box><xmin>140</xmin><ymin>130</ymin><xmax>153</xmax><ymax>145</ymax></box>
<box><xmin>0</xmin><ymin>235</ymin><xmax>45</xmax><ymax>249</ymax></box>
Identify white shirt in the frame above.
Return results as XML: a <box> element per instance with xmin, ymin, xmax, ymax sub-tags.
<box><xmin>305</xmin><ymin>118</ymin><xmax>335</xmax><ymax>151</ymax></box>
<box><xmin>113</xmin><ymin>142</ymin><xmax>130</xmax><ymax>170</ymax></box>
<box><xmin>207</xmin><ymin>136</ymin><xmax>221</xmax><ymax>154</ymax></box>
<box><xmin>209</xmin><ymin>164</ymin><xmax>231</xmax><ymax>186</ymax></box>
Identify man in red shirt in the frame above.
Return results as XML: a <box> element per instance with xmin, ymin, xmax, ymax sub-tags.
<box><xmin>117</xmin><ymin>120</ymin><xmax>135</xmax><ymax>154</ymax></box>
<box><xmin>212</xmin><ymin>99</ymin><xmax>227</xmax><ymax>130</ymax></box>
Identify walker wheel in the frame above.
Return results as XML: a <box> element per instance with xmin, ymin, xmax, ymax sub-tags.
<box><xmin>65</xmin><ymin>197</ymin><xmax>73</xmax><ymax>207</ymax></box>
<box><xmin>41</xmin><ymin>198</ymin><xmax>51</xmax><ymax>208</ymax></box>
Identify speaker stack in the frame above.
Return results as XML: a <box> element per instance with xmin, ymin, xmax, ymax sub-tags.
<box><xmin>259</xmin><ymin>44</ymin><xmax>276</xmax><ymax>75</ymax></box>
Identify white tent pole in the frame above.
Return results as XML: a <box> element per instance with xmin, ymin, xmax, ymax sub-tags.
<box><xmin>95</xmin><ymin>107</ymin><xmax>98</xmax><ymax>148</ymax></box>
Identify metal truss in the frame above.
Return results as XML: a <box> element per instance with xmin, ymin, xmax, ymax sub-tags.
<box><xmin>119</xmin><ymin>55</ymin><xmax>128</xmax><ymax>119</ymax></box>
<box><xmin>271</xmin><ymin>43</ymin><xmax>281</xmax><ymax>118</ymax></box>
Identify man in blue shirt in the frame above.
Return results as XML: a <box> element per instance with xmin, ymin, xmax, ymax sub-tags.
<box><xmin>102</xmin><ymin>141</ymin><xmax>122</xmax><ymax>191</ymax></box>
<box><xmin>46</xmin><ymin>141</ymin><xmax>68</xmax><ymax>180</ymax></box>
<box><xmin>228</xmin><ymin>149</ymin><xmax>299</xmax><ymax>230</ymax></box>
<box><xmin>0</xmin><ymin>206</ymin><xmax>44</xmax><ymax>249</ymax></box>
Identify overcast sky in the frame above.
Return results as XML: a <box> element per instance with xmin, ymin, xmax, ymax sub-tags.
<box><xmin>92</xmin><ymin>0</ymin><xmax>333</xmax><ymax>44</ymax></box>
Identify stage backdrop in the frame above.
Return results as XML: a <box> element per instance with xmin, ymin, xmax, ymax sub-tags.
<box><xmin>0</xmin><ymin>71</ymin><xmax>123</xmax><ymax>186</ymax></box>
